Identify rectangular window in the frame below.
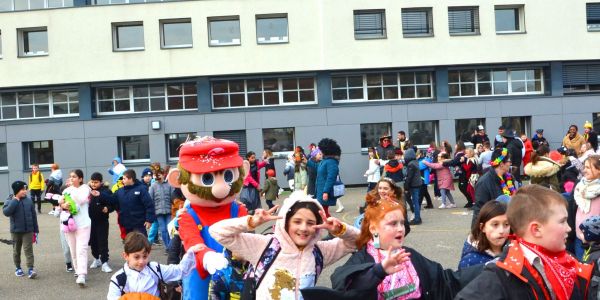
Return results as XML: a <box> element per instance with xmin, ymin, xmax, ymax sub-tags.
<box><xmin>212</xmin><ymin>77</ymin><xmax>316</xmax><ymax>109</ymax></box>
<box><xmin>402</xmin><ymin>8</ymin><xmax>433</xmax><ymax>37</ymax></box>
<box><xmin>501</xmin><ymin>116</ymin><xmax>531</xmax><ymax>136</ymax></box>
<box><xmin>96</xmin><ymin>82</ymin><xmax>197</xmax><ymax>115</ymax></box>
<box><xmin>354</xmin><ymin>9</ymin><xmax>386</xmax><ymax>39</ymax></box>
<box><xmin>0</xmin><ymin>143</ymin><xmax>7</xmax><ymax>169</ymax></box>
<box><xmin>408</xmin><ymin>121</ymin><xmax>438</xmax><ymax>148</ymax></box>
<box><xmin>448</xmin><ymin>68</ymin><xmax>542</xmax><ymax>97</ymax></box>
<box><xmin>563</xmin><ymin>64</ymin><xmax>600</xmax><ymax>93</ymax></box>
<box><xmin>167</xmin><ymin>132</ymin><xmax>196</xmax><ymax>160</ymax></box>
<box><xmin>214</xmin><ymin>130</ymin><xmax>247</xmax><ymax>157</ymax></box>
<box><xmin>24</xmin><ymin>140</ymin><xmax>53</xmax><ymax>168</ymax></box>
<box><xmin>495</xmin><ymin>5</ymin><xmax>525</xmax><ymax>33</ymax></box>
<box><xmin>119</xmin><ymin>135</ymin><xmax>150</xmax><ymax>163</ymax></box>
<box><xmin>160</xmin><ymin>19</ymin><xmax>193</xmax><ymax>49</ymax></box>
<box><xmin>587</xmin><ymin>3</ymin><xmax>600</xmax><ymax>31</ymax></box>
<box><xmin>331</xmin><ymin>71</ymin><xmax>434</xmax><ymax>102</ymax></box>
<box><xmin>48</xmin><ymin>0</ymin><xmax>74</xmax><ymax>8</ymax></box>
<box><xmin>360</xmin><ymin>123</ymin><xmax>391</xmax><ymax>151</ymax></box>
<box><xmin>448</xmin><ymin>6</ymin><xmax>479</xmax><ymax>35</ymax></box>
<box><xmin>112</xmin><ymin>22</ymin><xmax>144</xmax><ymax>51</ymax></box>
<box><xmin>0</xmin><ymin>1</ymin><xmax>12</xmax><ymax>11</ymax></box>
<box><xmin>455</xmin><ymin>118</ymin><xmax>485</xmax><ymax>145</ymax></box>
<box><xmin>208</xmin><ymin>16</ymin><xmax>241</xmax><ymax>46</ymax></box>
<box><xmin>18</xmin><ymin>27</ymin><xmax>48</xmax><ymax>57</ymax></box>
<box><xmin>51</xmin><ymin>91</ymin><xmax>79</xmax><ymax>115</ymax></box>
<box><xmin>256</xmin><ymin>14</ymin><xmax>288</xmax><ymax>44</ymax></box>
<box><xmin>0</xmin><ymin>90</ymin><xmax>75</xmax><ymax>120</ymax></box>
<box><xmin>263</xmin><ymin>128</ymin><xmax>294</xmax><ymax>155</ymax></box>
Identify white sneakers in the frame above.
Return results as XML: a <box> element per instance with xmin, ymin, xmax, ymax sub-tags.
<box><xmin>438</xmin><ymin>204</ymin><xmax>447</xmax><ymax>209</ymax></box>
<box><xmin>91</xmin><ymin>259</ymin><xmax>112</xmax><ymax>272</ymax></box>
<box><xmin>335</xmin><ymin>206</ymin><xmax>345</xmax><ymax>213</ymax></box>
<box><xmin>101</xmin><ymin>262</ymin><xmax>113</xmax><ymax>273</ymax></box>
<box><xmin>439</xmin><ymin>203</ymin><xmax>457</xmax><ymax>209</ymax></box>
<box><xmin>90</xmin><ymin>259</ymin><xmax>101</xmax><ymax>269</ymax></box>
<box><xmin>76</xmin><ymin>275</ymin><xmax>86</xmax><ymax>287</ymax></box>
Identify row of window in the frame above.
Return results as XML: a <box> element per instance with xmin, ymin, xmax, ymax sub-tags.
<box><xmin>0</xmin><ymin>0</ymin><xmax>183</xmax><ymax>11</ymax></box>
<box><xmin>96</xmin><ymin>82</ymin><xmax>197</xmax><ymax>114</ymax></box>
<box><xmin>0</xmin><ymin>90</ymin><xmax>78</xmax><ymax>120</ymax></box>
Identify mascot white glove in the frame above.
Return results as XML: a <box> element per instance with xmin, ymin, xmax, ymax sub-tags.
<box><xmin>203</xmin><ymin>251</ymin><xmax>229</xmax><ymax>274</ymax></box>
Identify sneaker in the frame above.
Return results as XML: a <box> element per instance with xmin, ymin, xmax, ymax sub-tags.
<box><xmin>76</xmin><ymin>275</ymin><xmax>86</xmax><ymax>287</ymax></box>
<box><xmin>335</xmin><ymin>206</ymin><xmax>345</xmax><ymax>213</ymax></box>
<box><xmin>409</xmin><ymin>219</ymin><xmax>422</xmax><ymax>225</ymax></box>
<box><xmin>463</xmin><ymin>202</ymin><xmax>474</xmax><ymax>208</ymax></box>
<box><xmin>101</xmin><ymin>262</ymin><xmax>112</xmax><ymax>273</ymax></box>
<box><xmin>15</xmin><ymin>268</ymin><xmax>24</xmax><ymax>277</ymax></box>
<box><xmin>48</xmin><ymin>210</ymin><xmax>55</xmax><ymax>215</ymax></box>
<box><xmin>438</xmin><ymin>204</ymin><xmax>447</xmax><ymax>209</ymax></box>
<box><xmin>66</xmin><ymin>263</ymin><xmax>74</xmax><ymax>272</ymax></box>
<box><xmin>28</xmin><ymin>269</ymin><xmax>37</xmax><ymax>279</ymax></box>
<box><xmin>448</xmin><ymin>203</ymin><xmax>457</xmax><ymax>208</ymax></box>
<box><xmin>90</xmin><ymin>259</ymin><xmax>101</xmax><ymax>269</ymax></box>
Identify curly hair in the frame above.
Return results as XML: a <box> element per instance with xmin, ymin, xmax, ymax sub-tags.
<box><xmin>318</xmin><ymin>138</ymin><xmax>341</xmax><ymax>157</ymax></box>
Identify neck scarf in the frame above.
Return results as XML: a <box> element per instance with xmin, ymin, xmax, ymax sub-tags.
<box><xmin>518</xmin><ymin>238</ymin><xmax>577</xmax><ymax>300</ymax></box>
<box><xmin>366</xmin><ymin>241</ymin><xmax>421</xmax><ymax>300</ymax></box>
<box><xmin>497</xmin><ymin>172</ymin><xmax>516</xmax><ymax>196</ymax></box>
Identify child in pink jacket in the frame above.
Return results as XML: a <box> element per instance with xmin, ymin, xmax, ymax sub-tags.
<box><xmin>423</xmin><ymin>152</ymin><xmax>456</xmax><ymax>209</ymax></box>
<box><xmin>210</xmin><ymin>191</ymin><xmax>359</xmax><ymax>300</ymax></box>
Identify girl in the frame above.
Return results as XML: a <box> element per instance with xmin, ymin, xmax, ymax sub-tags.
<box><xmin>284</xmin><ymin>153</ymin><xmax>296</xmax><ymax>190</ymax></box>
<box><xmin>574</xmin><ymin>155</ymin><xmax>600</xmax><ymax>259</ymax></box>
<box><xmin>263</xmin><ymin>149</ymin><xmax>276</xmax><ymax>179</ymax></box>
<box><xmin>59</xmin><ymin>169</ymin><xmax>92</xmax><ymax>286</ymax></box>
<box><xmin>462</xmin><ymin>148</ymin><xmax>478</xmax><ymax>206</ymax></box>
<box><xmin>364</xmin><ymin>147</ymin><xmax>381</xmax><ymax>192</ymax></box>
<box><xmin>423</xmin><ymin>152</ymin><xmax>456</xmax><ymax>209</ymax></box>
<box><xmin>363</xmin><ymin>178</ymin><xmax>411</xmax><ymax>235</ymax></box>
<box><xmin>240</xmin><ymin>151</ymin><xmax>267</xmax><ymax>214</ymax></box>
<box><xmin>209</xmin><ymin>192</ymin><xmax>359</xmax><ymax>300</ymax></box>
<box><xmin>294</xmin><ymin>152</ymin><xmax>308</xmax><ymax>192</ymax></box>
<box><xmin>46</xmin><ymin>163</ymin><xmax>63</xmax><ymax>216</ymax></box>
<box><xmin>458</xmin><ymin>201</ymin><xmax>509</xmax><ymax>270</ymax></box>
<box><xmin>524</xmin><ymin>144</ymin><xmax>561</xmax><ymax>191</ymax></box>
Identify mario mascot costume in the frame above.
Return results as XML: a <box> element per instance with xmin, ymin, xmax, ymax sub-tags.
<box><xmin>167</xmin><ymin>136</ymin><xmax>248</xmax><ymax>300</ymax></box>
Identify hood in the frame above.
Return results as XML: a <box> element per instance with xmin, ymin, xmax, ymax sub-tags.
<box><xmin>113</xmin><ymin>157</ymin><xmax>122</xmax><ymax>164</ymax></box>
<box><xmin>524</xmin><ymin>158</ymin><xmax>560</xmax><ymax>177</ymax></box>
<box><xmin>274</xmin><ymin>191</ymin><xmax>324</xmax><ymax>252</ymax></box>
<box><xmin>384</xmin><ymin>160</ymin><xmax>403</xmax><ymax>172</ymax></box>
<box><xmin>461</xmin><ymin>236</ymin><xmax>480</xmax><ymax>258</ymax></box>
<box><xmin>404</xmin><ymin>148</ymin><xmax>416</xmax><ymax>162</ymax></box>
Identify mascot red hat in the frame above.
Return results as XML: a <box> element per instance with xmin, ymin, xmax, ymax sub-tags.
<box><xmin>179</xmin><ymin>136</ymin><xmax>243</xmax><ymax>173</ymax></box>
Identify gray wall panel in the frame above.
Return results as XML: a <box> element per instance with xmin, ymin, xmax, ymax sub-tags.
<box><xmin>391</xmin><ymin>105</ymin><xmax>408</xmax><ymax>122</ymax></box>
<box><xmin>406</xmin><ymin>103</ymin><xmax>447</xmax><ymax>121</ymax></box>
<box><xmin>485</xmin><ymin>101</ymin><xmax>502</xmax><ymax>117</ymax></box>
<box><xmin>0</xmin><ymin>126</ymin><xmax>7</xmax><ymax>142</ymax></box>
<box><xmin>338</xmin><ymin>152</ymin><xmax>369</xmax><ymax>187</ymax></box>
<box><xmin>327</xmin><ymin>106</ymin><xmax>392</xmax><ymax>125</ymax></box>
<box><xmin>562</xmin><ymin>96</ymin><xmax>600</xmax><ymax>114</ymax></box>
<box><xmin>245</xmin><ymin>111</ymin><xmax>262</xmax><ymax>130</ymax></box>
<box><xmin>54</xmin><ymin>139</ymin><xmax>86</xmax><ymax>170</ymax></box>
<box><xmin>246</xmin><ymin>129</ymin><xmax>263</xmax><ymax>156</ymax></box>
<box><xmin>85</xmin><ymin>137</ymin><xmax>118</xmax><ymax>168</ymax></box>
<box><xmin>447</xmin><ymin>102</ymin><xmax>486</xmax><ymax>119</ymax></box>
<box><xmin>500</xmin><ymin>98</ymin><xmax>563</xmax><ymax>116</ymax></box>
<box><xmin>7</xmin><ymin>142</ymin><xmax>23</xmax><ymax>172</ymax></box>
<box><xmin>262</xmin><ymin>109</ymin><xmax>327</xmax><ymax>128</ymax></box>
<box><xmin>84</xmin><ymin>118</ymin><xmax>149</xmax><ymax>138</ymax></box>
<box><xmin>7</xmin><ymin>122</ymin><xmax>84</xmax><ymax>142</ymax></box>
<box><xmin>205</xmin><ymin>113</ymin><xmax>245</xmax><ymax>131</ymax></box>
<box><xmin>439</xmin><ymin>119</ymin><xmax>455</xmax><ymax>145</ymax></box>
<box><xmin>149</xmin><ymin>133</ymin><xmax>167</xmax><ymax>165</ymax></box>
<box><xmin>163</xmin><ymin>115</ymin><xmax>204</xmax><ymax>133</ymax></box>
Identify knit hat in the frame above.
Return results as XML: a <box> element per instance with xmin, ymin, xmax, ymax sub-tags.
<box><xmin>580</xmin><ymin>216</ymin><xmax>600</xmax><ymax>242</ymax></box>
<box><xmin>585</xmin><ymin>121</ymin><xmax>593</xmax><ymax>129</ymax></box>
<box><xmin>11</xmin><ymin>181</ymin><xmax>27</xmax><ymax>195</ymax></box>
<box><xmin>141</xmin><ymin>168</ymin><xmax>152</xmax><ymax>178</ymax></box>
<box><xmin>90</xmin><ymin>172</ymin><xmax>103</xmax><ymax>182</ymax></box>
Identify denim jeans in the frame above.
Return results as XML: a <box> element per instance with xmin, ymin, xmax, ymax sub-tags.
<box><xmin>410</xmin><ymin>187</ymin><xmax>421</xmax><ymax>221</ymax></box>
<box><xmin>156</xmin><ymin>214</ymin><xmax>171</xmax><ymax>249</ymax></box>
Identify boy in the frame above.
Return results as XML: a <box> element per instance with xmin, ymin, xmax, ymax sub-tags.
<box><xmin>261</xmin><ymin>169</ymin><xmax>279</xmax><ymax>209</ymax></box>
<box><xmin>456</xmin><ymin>185</ymin><xmax>593</xmax><ymax>300</ymax></box>
<box><xmin>3</xmin><ymin>181</ymin><xmax>39</xmax><ymax>278</ymax></box>
<box><xmin>107</xmin><ymin>232</ymin><xmax>202</xmax><ymax>299</ymax></box>
<box><xmin>88</xmin><ymin>172</ymin><xmax>114</xmax><ymax>273</ymax></box>
<box><xmin>111</xmin><ymin>169</ymin><xmax>156</xmax><ymax>236</ymax></box>
<box><xmin>28</xmin><ymin>164</ymin><xmax>45</xmax><ymax>214</ymax></box>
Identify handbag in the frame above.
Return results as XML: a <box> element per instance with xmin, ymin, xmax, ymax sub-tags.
<box><xmin>333</xmin><ymin>175</ymin><xmax>345</xmax><ymax>198</ymax></box>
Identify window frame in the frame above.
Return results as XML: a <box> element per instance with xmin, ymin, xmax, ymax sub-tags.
<box><xmin>408</xmin><ymin>121</ymin><xmax>439</xmax><ymax>149</ymax></box>
<box><xmin>448</xmin><ymin>68</ymin><xmax>543</xmax><ymax>98</ymax></box>
<box><xmin>262</xmin><ymin>127</ymin><xmax>295</xmax><ymax>157</ymax></box>
<box><xmin>353</xmin><ymin>9</ymin><xmax>387</xmax><ymax>40</ymax></box>
<box><xmin>24</xmin><ymin>140</ymin><xmax>54</xmax><ymax>169</ymax></box>
<box><xmin>118</xmin><ymin>135</ymin><xmax>150</xmax><ymax>164</ymax></box>
<box><xmin>207</xmin><ymin>16</ymin><xmax>241</xmax><ymax>47</ymax></box>
<box><xmin>331</xmin><ymin>71</ymin><xmax>435</xmax><ymax>102</ymax></box>
<box><xmin>494</xmin><ymin>5</ymin><xmax>526</xmax><ymax>34</ymax></box>
<box><xmin>360</xmin><ymin>122</ymin><xmax>392</xmax><ymax>152</ymax></box>
<box><xmin>0</xmin><ymin>90</ymin><xmax>79</xmax><ymax>120</ymax></box>
<box><xmin>17</xmin><ymin>26</ymin><xmax>48</xmax><ymax>57</ymax></box>
<box><xmin>448</xmin><ymin>6</ymin><xmax>480</xmax><ymax>36</ymax></box>
<box><xmin>401</xmin><ymin>7</ymin><xmax>434</xmax><ymax>37</ymax></box>
<box><xmin>255</xmin><ymin>13</ymin><xmax>289</xmax><ymax>44</ymax></box>
<box><xmin>166</xmin><ymin>132</ymin><xmax>196</xmax><ymax>161</ymax></box>
<box><xmin>112</xmin><ymin>21</ymin><xmax>145</xmax><ymax>52</ymax></box>
<box><xmin>455</xmin><ymin>118</ymin><xmax>486</xmax><ymax>146</ymax></box>
<box><xmin>587</xmin><ymin>3</ymin><xmax>600</xmax><ymax>31</ymax></box>
<box><xmin>160</xmin><ymin>18</ymin><xmax>193</xmax><ymax>49</ymax></box>
<box><xmin>501</xmin><ymin>116</ymin><xmax>531</xmax><ymax>137</ymax></box>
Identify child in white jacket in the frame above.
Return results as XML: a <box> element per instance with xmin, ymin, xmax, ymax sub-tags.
<box><xmin>364</xmin><ymin>147</ymin><xmax>381</xmax><ymax>192</ymax></box>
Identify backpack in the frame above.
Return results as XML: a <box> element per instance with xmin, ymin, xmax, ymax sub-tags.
<box><xmin>111</xmin><ymin>262</ymin><xmax>169</xmax><ymax>300</ymax></box>
<box><xmin>240</xmin><ymin>237</ymin><xmax>323</xmax><ymax>300</ymax></box>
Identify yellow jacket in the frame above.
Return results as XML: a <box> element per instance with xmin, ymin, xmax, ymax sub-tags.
<box><xmin>29</xmin><ymin>171</ymin><xmax>45</xmax><ymax>190</ymax></box>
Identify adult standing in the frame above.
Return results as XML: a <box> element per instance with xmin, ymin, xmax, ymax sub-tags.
<box><xmin>376</xmin><ymin>135</ymin><xmax>394</xmax><ymax>159</ymax></box>
<box><xmin>494</xmin><ymin>126</ymin><xmax>505</xmax><ymax>148</ymax></box>
<box><xmin>524</xmin><ymin>145</ymin><xmax>561</xmax><ymax>191</ymax></box>
<box><xmin>283</xmin><ymin>153</ymin><xmax>295</xmax><ymax>190</ymax></box>
<box><xmin>502</xmin><ymin>130</ymin><xmax>523</xmax><ymax>185</ymax></box>
<box><xmin>312</xmin><ymin>138</ymin><xmax>341</xmax><ymax>218</ymax></box>
<box><xmin>520</xmin><ymin>133</ymin><xmax>533</xmax><ymax>175</ymax></box>
<box><xmin>241</xmin><ymin>151</ymin><xmax>266</xmax><ymax>213</ymax></box>
<box><xmin>306</xmin><ymin>148</ymin><xmax>321</xmax><ymax>197</ymax></box>
<box><xmin>531</xmin><ymin>129</ymin><xmax>549</xmax><ymax>150</ymax></box>
<box><xmin>396</xmin><ymin>131</ymin><xmax>409</xmax><ymax>151</ymax></box>
<box><xmin>470</xmin><ymin>125</ymin><xmax>489</xmax><ymax>146</ymax></box>
<box><xmin>584</xmin><ymin>121</ymin><xmax>599</xmax><ymax>151</ymax></box>
<box><xmin>443</xmin><ymin>142</ymin><xmax>472</xmax><ymax>208</ymax></box>
<box><xmin>563</xmin><ymin>124</ymin><xmax>586</xmax><ymax>156</ymax></box>
<box><xmin>107</xmin><ymin>157</ymin><xmax>126</xmax><ymax>185</ymax></box>
<box><xmin>59</xmin><ymin>169</ymin><xmax>92</xmax><ymax>286</ymax></box>
<box><xmin>149</xmin><ymin>166</ymin><xmax>174</xmax><ymax>249</ymax></box>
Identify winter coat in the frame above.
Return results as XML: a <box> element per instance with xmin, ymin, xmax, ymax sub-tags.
<box><xmin>458</xmin><ymin>236</ymin><xmax>496</xmax><ymax>270</ymax></box>
<box><xmin>209</xmin><ymin>195</ymin><xmax>359</xmax><ymax>300</ymax></box>
<box><xmin>310</xmin><ymin>157</ymin><xmax>340</xmax><ymax>207</ymax></box>
<box><xmin>423</xmin><ymin>160</ymin><xmax>454</xmax><ymax>190</ymax></box>
<box><xmin>262</xmin><ymin>177</ymin><xmax>279</xmax><ymax>200</ymax></box>
<box><xmin>111</xmin><ymin>180</ymin><xmax>156</xmax><ymax>230</ymax></box>
<box><xmin>574</xmin><ymin>179</ymin><xmax>600</xmax><ymax>242</ymax></box>
<box><xmin>531</xmin><ymin>134</ymin><xmax>549</xmax><ymax>150</ymax></box>
<box><xmin>472</xmin><ymin>168</ymin><xmax>504</xmax><ymax>226</ymax></box>
<box><xmin>294</xmin><ymin>164</ymin><xmax>308</xmax><ymax>191</ymax></box>
<box><xmin>383</xmin><ymin>159</ymin><xmax>404</xmax><ymax>184</ymax></box>
<box><xmin>306</xmin><ymin>160</ymin><xmax>318</xmax><ymax>196</ymax></box>
<box><xmin>505</xmin><ymin>138</ymin><xmax>523</xmax><ymax>166</ymax></box>
<box><xmin>471</xmin><ymin>134</ymin><xmax>489</xmax><ymax>146</ymax></box>
<box><xmin>61</xmin><ymin>184</ymin><xmax>92</xmax><ymax>228</ymax></box>
<box><xmin>585</xmin><ymin>129</ymin><xmax>599</xmax><ymax>151</ymax></box>
<box><xmin>264</xmin><ymin>157</ymin><xmax>276</xmax><ymax>179</ymax></box>
<box><xmin>243</xmin><ymin>160</ymin><xmax>267</xmax><ymax>188</ymax></box>
<box><xmin>403</xmin><ymin>149</ymin><xmax>423</xmax><ymax>189</ymax></box>
<box><xmin>524</xmin><ymin>157</ymin><xmax>560</xmax><ymax>191</ymax></box>
<box><xmin>443</xmin><ymin>151</ymin><xmax>466</xmax><ymax>179</ymax></box>
<box><xmin>375</xmin><ymin>144</ymin><xmax>395</xmax><ymax>160</ymax></box>
<box><xmin>283</xmin><ymin>161</ymin><xmax>295</xmax><ymax>181</ymax></box>
<box><xmin>302</xmin><ymin>246</ymin><xmax>482</xmax><ymax>300</ymax></box>
<box><xmin>419</xmin><ymin>157</ymin><xmax>432</xmax><ymax>185</ymax></box>
<box><xmin>108</xmin><ymin>156</ymin><xmax>126</xmax><ymax>184</ymax></box>
<box><xmin>522</xmin><ymin>139</ymin><xmax>534</xmax><ymax>168</ymax></box>
<box><xmin>364</xmin><ymin>158</ymin><xmax>381</xmax><ymax>183</ymax></box>
<box><xmin>89</xmin><ymin>186</ymin><xmax>114</xmax><ymax>223</ymax></box>
<box><xmin>3</xmin><ymin>195</ymin><xmax>38</xmax><ymax>233</ymax></box>
<box><xmin>28</xmin><ymin>171</ymin><xmax>45</xmax><ymax>190</ymax></box>
<box><xmin>563</xmin><ymin>133</ymin><xmax>586</xmax><ymax>155</ymax></box>
<box><xmin>149</xmin><ymin>181</ymin><xmax>175</xmax><ymax>215</ymax></box>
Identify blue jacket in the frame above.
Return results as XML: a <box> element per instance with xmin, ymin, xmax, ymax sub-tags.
<box><xmin>458</xmin><ymin>238</ymin><xmax>495</xmax><ymax>270</ymax></box>
<box><xmin>310</xmin><ymin>157</ymin><xmax>340</xmax><ymax>206</ymax></box>
<box><xmin>3</xmin><ymin>195</ymin><xmax>39</xmax><ymax>233</ymax></box>
<box><xmin>419</xmin><ymin>157</ymin><xmax>432</xmax><ymax>185</ymax></box>
<box><xmin>111</xmin><ymin>180</ymin><xmax>155</xmax><ymax>229</ymax></box>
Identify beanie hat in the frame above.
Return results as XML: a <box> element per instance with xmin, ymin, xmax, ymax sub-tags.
<box><xmin>580</xmin><ymin>216</ymin><xmax>600</xmax><ymax>242</ymax></box>
<box><xmin>141</xmin><ymin>168</ymin><xmax>152</xmax><ymax>178</ymax></box>
<box><xmin>12</xmin><ymin>181</ymin><xmax>27</xmax><ymax>195</ymax></box>
<box><xmin>585</xmin><ymin>121</ymin><xmax>593</xmax><ymax>129</ymax></box>
<box><xmin>266</xmin><ymin>169</ymin><xmax>275</xmax><ymax>177</ymax></box>
<box><xmin>90</xmin><ymin>172</ymin><xmax>103</xmax><ymax>182</ymax></box>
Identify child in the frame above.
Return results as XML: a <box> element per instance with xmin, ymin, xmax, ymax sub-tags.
<box><xmin>263</xmin><ymin>149</ymin><xmax>276</xmax><ymax>179</ymax></box>
<box><xmin>107</xmin><ymin>232</ymin><xmax>202</xmax><ymax>299</ymax></box>
<box><xmin>294</xmin><ymin>153</ymin><xmax>308</xmax><ymax>192</ymax></box>
<box><xmin>88</xmin><ymin>172</ymin><xmax>114</xmax><ymax>273</ymax></box>
<box><xmin>456</xmin><ymin>185</ymin><xmax>593</xmax><ymax>299</ymax></box>
<box><xmin>3</xmin><ymin>181</ymin><xmax>39</xmax><ymax>279</ymax></box>
<box><xmin>383</xmin><ymin>149</ymin><xmax>404</xmax><ymax>185</ymax></box>
<box><xmin>423</xmin><ymin>152</ymin><xmax>457</xmax><ymax>209</ymax></box>
<box><xmin>363</xmin><ymin>147</ymin><xmax>381</xmax><ymax>192</ymax></box>
<box><xmin>261</xmin><ymin>169</ymin><xmax>279</xmax><ymax>209</ymax></box>
<box><xmin>209</xmin><ymin>191</ymin><xmax>359</xmax><ymax>299</ymax></box>
<box><xmin>458</xmin><ymin>200</ymin><xmax>509</xmax><ymax>270</ymax></box>
<box><xmin>28</xmin><ymin>164</ymin><xmax>45</xmax><ymax>214</ymax></box>
<box><xmin>574</xmin><ymin>155</ymin><xmax>600</xmax><ymax>259</ymax></box>
<box><xmin>45</xmin><ymin>163</ymin><xmax>63</xmax><ymax>215</ymax></box>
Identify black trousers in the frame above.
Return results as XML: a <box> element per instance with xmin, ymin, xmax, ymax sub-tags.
<box><xmin>458</xmin><ymin>178</ymin><xmax>472</xmax><ymax>204</ymax></box>
<box><xmin>30</xmin><ymin>189</ymin><xmax>42</xmax><ymax>212</ymax></box>
<box><xmin>90</xmin><ymin>220</ymin><xmax>110</xmax><ymax>263</ymax></box>
<box><xmin>419</xmin><ymin>184</ymin><xmax>433</xmax><ymax>207</ymax></box>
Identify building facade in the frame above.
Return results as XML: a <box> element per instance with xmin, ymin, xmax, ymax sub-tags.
<box><xmin>0</xmin><ymin>0</ymin><xmax>600</xmax><ymax>196</ymax></box>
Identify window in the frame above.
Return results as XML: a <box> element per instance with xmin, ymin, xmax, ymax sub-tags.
<box><xmin>0</xmin><ymin>1</ymin><xmax>12</xmax><ymax>11</ymax></box>
<box><xmin>263</xmin><ymin>128</ymin><xmax>294</xmax><ymax>154</ymax></box>
<box><xmin>448</xmin><ymin>68</ymin><xmax>543</xmax><ymax>97</ymax></box>
<box><xmin>2</xmin><ymin>0</ymin><xmax>73</xmax><ymax>10</ymax></box>
<box><xmin>24</xmin><ymin>140</ymin><xmax>53</xmax><ymax>168</ymax></box>
<box><xmin>448</xmin><ymin>6</ymin><xmax>479</xmax><ymax>35</ymax></box>
<box><xmin>256</xmin><ymin>14</ymin><xmax>288</xmax><ymax>44</ymax></box>
<box><xmin>501</xmin><ymin>116</ymin><xmax>530</xmax><ymax>136</ymax></box>
<box><xmin>167</xmin><ymin>132</ymin><xmax>196</xmax><ymax>160</ymax></box>
<box><xmin>588</xmin><ymin>3</ymin><xmax>600</xmax><ymax>31</ymax></box>
<box><xmin>0</xmin><ymin>143</ymin><xmax>6</xmax><ymax>170</ymax></box>
<box><xmin>408</xmin><ymin>121</ymin><xmax>438</xmax><ymax>148</ymax></box>
<box><xmin>96</xmin><ymin>82</ymin><xmax>197</xmax><ymax>114</ymax></box>
<box><xmin>214</xmin><ymin>130</ymin><xmax>247</xmax><ymax>157</ymax></box>
<box><xmin>48</xmin><ymin>0</ymin><xmax>74</xmax><ymax>8</ymax></box>
<box><xmin>495</xmin><ymin>5</ymin><xmax>525</xmax><ymax>33</ymax></box>
<box><xmin>208</xmin><ymin>16</ymin><xmax>241</xmax><ymax>46</ymax></box>
<box><xmin>18</xmin><ymin>27</ymin><xmax>48</xmax><ymax>57</ymax></box>
<box><xmin>563</xmin><ymin>64</ymin><xmax>600</xmax><ymax>93</ymax></box>
<box><xmin>96</xmin><ymin>0</ymin><xmax>170</xmax><ymax>4</ymax></box>
<box><xmin>455</xmin><ymin>118</ymin><xmax>485</xmax><ymax>145</ymax></box>
<box><xmin>112</xmin><ymin>22</ymin><xmax>144</xmax><ymax>51</ymax></box>
<box><xmin>212</xmin><ymin>77</ymin><xmax>316</xmax><ymax>109</ymax></box>
<box><xmin>160</xmin><ymin>19</ymin><xmax>192</xmax><ymax>49</ymax></box>
<box><xmin>361</xmin><ymin>123</ymin><xmax>391</xmax><ymax>151</ymax></box>
<box><xmin>51</xmin><ymin>91</ymin><xmax>79</xmax><ymax>115</ymax></box>
<box><xmin>0</xmin><ymin>90</ymin><xmax>78</xmax><ymax>120</ymax></box>
<box><xmin>119</xmin><ymin>135</ymin><xmax>150</xmax><ymax>163</ymax></box>
<box><xmin>354</xmin><ymin>9</ymin><xmax>386</xmax><ymax>39</ymax></box>
<box><xmin>401</xmin><ymin>8</ymin><xmax>433</xmax><ymax>37</ymax></box>
<box><xmin>331</xmin><ymin>72</ymin><xmax>434</xmax><ymax>101</ymax></box>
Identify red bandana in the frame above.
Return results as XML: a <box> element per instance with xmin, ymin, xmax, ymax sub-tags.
<box><xmin>518</xmin><ymin>238</ymin><xmax>577</xmax><ymax>300</ymax></box>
